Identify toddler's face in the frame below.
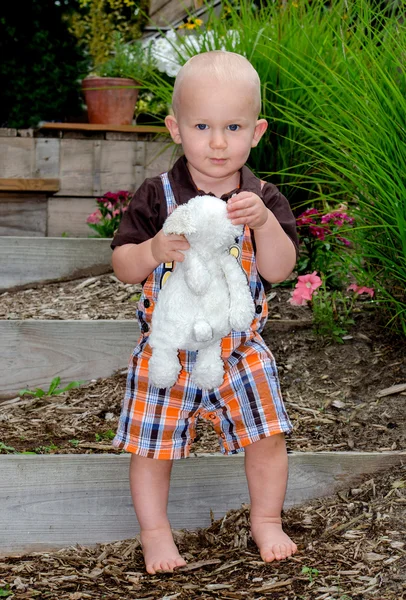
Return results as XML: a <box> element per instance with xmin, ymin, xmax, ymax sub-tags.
<box><xmin>166</xmin><ymin>76</ymin><xmax>267</xmax><ymax>191</ymax></box>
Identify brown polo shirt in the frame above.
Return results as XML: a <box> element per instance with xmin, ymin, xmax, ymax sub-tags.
<box><xmin>111</xmin><ymin>155</ymin><xmax>299</xmax><ymax>255</ymax></box>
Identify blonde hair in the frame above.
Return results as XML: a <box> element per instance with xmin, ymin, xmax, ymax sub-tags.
<box><xmin>172</xmin><ymin>51</ymin><xmax>261</xmax><ymax>116</ymax></box>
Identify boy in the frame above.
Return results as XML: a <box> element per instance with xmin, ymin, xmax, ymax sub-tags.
<box><xmin>111</xmin><ymin>51</ymin><xmax>299</xmax><ymax>574</ymax></box>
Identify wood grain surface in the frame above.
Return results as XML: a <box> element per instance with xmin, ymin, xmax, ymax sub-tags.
<box><xmin>1</xmin><ymin>451</ymin><xmax>404</xmax><ymax>556</ymax></box>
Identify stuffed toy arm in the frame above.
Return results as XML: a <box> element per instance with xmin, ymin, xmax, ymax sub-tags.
<box><xmin>183</xmin><ymin>250</ymin><xmax>211</xmax><ymax>295</ymax></box>
<box><xmin>221</xmin><ymin>253</ymin><xmax>255</xmax><ymax>332</ymax></box>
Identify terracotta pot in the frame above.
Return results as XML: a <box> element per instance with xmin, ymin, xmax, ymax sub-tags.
<box><xmin>82</xmin><ymin>77</ymin><xmax>139</xmax><ymax>125</ymax></box>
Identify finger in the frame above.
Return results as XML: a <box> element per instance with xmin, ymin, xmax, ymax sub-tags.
<box><xmin>229</xmin><ymin>191</ymin><xmax>252</xmax><ymax>203</ymax></box>
<box><xmin>166</xmin><ymin>234</ymin><xmax>188</xmax><ymax>241</ymax></box>
<box><xmin>170</xmin><ymin>241</ymin><xmax>189</xmax><ymax>251</ymax></box>
<box><xmin>173</xmin><ymin>251</ymin><xmax>185</xmax><ymax>262</ymax></box>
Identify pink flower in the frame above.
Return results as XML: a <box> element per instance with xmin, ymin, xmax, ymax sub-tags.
<box><xmin>289</xmin><ymin>272</ymin><xmax>322</xmax><ymax>305</ymax></box>
<box><xmin>347</xmin><ymin>284</ymin><xmax>374</xmax><ymax>298</ymax></box>
<box><xmin>86</xmin><ymin>210</ymin><xmax>102</xmax><ymax>224</ymax></box>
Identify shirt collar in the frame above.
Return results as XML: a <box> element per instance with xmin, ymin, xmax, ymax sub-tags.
<box><xmin>168</xmin><ymin>155</ymin><xmax>262</xmax><ymax>204</ymax></box>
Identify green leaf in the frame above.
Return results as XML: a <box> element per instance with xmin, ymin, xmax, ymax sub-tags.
<box><xmin>47</xmin><ymin>376</ymin><xmax>61</xmax><ymax>395</ymax></box>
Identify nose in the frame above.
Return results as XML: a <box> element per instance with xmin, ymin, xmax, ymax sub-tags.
<box><xmin>210</xmin><ymin>129</ymin><xmax>227</xmax><ymax>150</ymax></box>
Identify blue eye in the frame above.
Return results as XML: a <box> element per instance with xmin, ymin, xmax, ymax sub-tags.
<box><xmin>196</xmin><ymin>124</ymin><xmax>208</xmax><ymax>130</ymax></box>
<box><xmin>228</xmin><ymin>124</ymin><xmax>239</xmax><ymax>131</ymax></box>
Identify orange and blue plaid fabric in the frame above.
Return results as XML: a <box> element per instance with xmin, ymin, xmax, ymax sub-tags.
<box><xmin>113</xmin><ymin>173</ymin><xmax>292</xmax><ymax>459</ymax></box>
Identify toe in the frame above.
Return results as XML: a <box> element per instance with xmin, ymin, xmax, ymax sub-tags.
<box><xmin>146</xmin><ymin>563</ymin><xmax>156</xmax><ymax>575</ymax></box>
<box><xmin>174</xmin><ymin>557</ymin><xmax>187</xmax><ymax>569</ymax></box>
<box><xmin>261</xmin><ymin>548</ymin><xmax>275</xmax><ymax>563</ymax></box>
<box><xmin>160</xmin><ymin>561</ymin><xmax>173</xmax><ymax>572</ymax></box>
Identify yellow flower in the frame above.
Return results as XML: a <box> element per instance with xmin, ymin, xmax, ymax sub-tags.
<box><xmin>292</xmin><ymin>1</ymin><xmax>299</xmax><ymax>7</ymax></box>
<box><xmin>178</xmin><ymin>17</ymin><xmax>203</xmax><ymax>30</ymax></box>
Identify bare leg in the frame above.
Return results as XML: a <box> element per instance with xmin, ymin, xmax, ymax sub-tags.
<box><xmin>130</xmin><ymin>454</ymin><xmax>187</xmax><ymax>574</ymax></box>
<box><xmin>244</xmin><ymin>434</ymin><xmax>297</xmax><ymax>562</ymax></box>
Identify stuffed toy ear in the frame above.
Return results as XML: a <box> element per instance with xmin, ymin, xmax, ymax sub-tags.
<box><xmin>163</xmin><ymin>204</ymin><xmax>196</xmax><ymax>236</ymax></box>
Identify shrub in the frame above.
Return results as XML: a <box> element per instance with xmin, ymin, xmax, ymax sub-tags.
<box><xmin>68</xmin><ymin>0</ymin><xmax>149</xmax><ymax>68</ymax></box>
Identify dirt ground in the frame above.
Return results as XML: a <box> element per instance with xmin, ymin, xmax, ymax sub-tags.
<box><xmin>0</xmin><ymin>275</ymin><xmax>405</xmax><ymax>599</ymax></box>
<box><xmin>1</xmin><ymin>274</ymin><xmax>405</xmax><ymax>455</ymax></box>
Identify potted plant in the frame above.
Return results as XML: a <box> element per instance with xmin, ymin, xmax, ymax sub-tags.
<box><xmin>82</xmin><ymin>34</ymin><xmax>151</xmax><ymax>125</ymax></box>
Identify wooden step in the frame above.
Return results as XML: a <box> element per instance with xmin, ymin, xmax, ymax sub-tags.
<box><xmin>0</xmin><ymin>237</ymin><xmax>113</xmax><ymax>291</ymax></box>
<box><xmin>1</xmin><ymin>451</ymin><xmax>404</xmax><ymax>556</ymax></box>
<box><xmin>0</xmin><ymin>178</ymin><xmax>60</xmax><ymax>193</ymax></box>
<box><xmin>0</xmin><ymin>320</ymin><xmax>139</xmax><ymax>398</ymax></box>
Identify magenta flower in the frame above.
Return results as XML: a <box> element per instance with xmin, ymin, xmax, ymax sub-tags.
<box><xmin>321</xmin><ymin>211</ymin><xmax>355</xmax><ymax>227</ymax></box>
<box><xmin>338</xmin><ymin>236</ymin><xmax>351</xmax><ymax>247</ymax></box>
<box><xmin>297</xmin><ymin>208</ymin><xmax>319</xmax><ymax>227</ymax></box>
<box><xmin>289</xmin><ymin>272</ymin><xmax>323</xmax><ymax>305</ymax></box>
<box><xmin>309</xmin><ymin>225</ymin><xmax>327</xmax><ymax>240</ymax></box>
<box><xmin>347</xmin><ymin>284</ymin><xmax>374</xmax><ymax>298</ymax></box>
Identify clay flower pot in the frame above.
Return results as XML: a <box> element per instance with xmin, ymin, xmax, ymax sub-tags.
<box><xmin>82</xmin><ymin>76</ymin><xmax>139</xmax><ymax>125</ymax></box>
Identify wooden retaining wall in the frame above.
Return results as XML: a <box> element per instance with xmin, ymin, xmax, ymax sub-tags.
<box><xmin>0</xmin><ymin>237</ymin><xmax>113</xmax><ymax>291</ymax></box>
<box><xmin>1</xmin><ymin>451</ymin><xmax>404</xmax><ymax>556</ymax></box>
<box><xmin>0</xmin><ymin>125</ymin><xmax>179</xmax><ymax>237</ymax></box>
<box><xmin>0</xmin><ymin>320</ymin><xmax>140</xmax><ymax>399</ymax></box>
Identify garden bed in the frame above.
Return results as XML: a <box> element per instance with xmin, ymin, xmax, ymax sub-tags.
<box><xmin>0</xmin><ymin>274</ymin><xmax>405</xmax><ymax>455</ymax></box>
<box><xmin>0</xmin><ymin>462</ymin><xmax>405</xmax><ymax>599</ymax></box>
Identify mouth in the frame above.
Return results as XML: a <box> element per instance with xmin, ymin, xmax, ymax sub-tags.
<box><xmin>210</xmin><ymin>158</ymin><xmax>227</xmax><ymax>165</ymax></box>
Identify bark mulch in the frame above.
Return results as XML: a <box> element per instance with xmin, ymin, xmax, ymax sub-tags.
<box><xmin>1</xmin><ymin>274</ymin><xmax>405</xmax><ymax>599</ymax></box>
<box><xmin>0</xmin><ymin>274</ymin><xmax>405</xmax><ymax>454</ymax></box>
<box><xmin>0</xmin><ymin>463</ymin><xmax>405</xmax><ymax>599</ymax></box>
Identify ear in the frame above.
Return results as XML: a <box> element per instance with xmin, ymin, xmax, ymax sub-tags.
<box><xmin>165</xmin><ymin>114</ymin><xmax>182</xmax><ymax>144</ymax></box>
<box><xmin>251</xmin><ymin>118</ymin><xmax>268</xmax><ymax>148</ymax></box>
<box><xmin>163</xmin><ymin>204</ymin><xmax>196</xmax><ymax>236</ymax></box>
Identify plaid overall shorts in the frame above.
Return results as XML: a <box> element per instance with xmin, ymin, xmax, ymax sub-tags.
<box><xmin>113</xmin><ymin>173</ymin><xmax>293</xmax><ymax>459</ymax></box>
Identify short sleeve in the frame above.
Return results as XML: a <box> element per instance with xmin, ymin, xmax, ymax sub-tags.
<box><xmin>262</xmin><ymin>183</ymin><xmax>299</xmax><ymax>256</ymax></box>
<box><xmin>110</xmin><ymin>178</ymin><xmax>166</xmax><ymax>250</ymax></box>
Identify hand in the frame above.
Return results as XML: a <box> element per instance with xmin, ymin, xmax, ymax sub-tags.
<box><xmin>227</xmin><ymin>192</ymin><xmax>269</xmax><ymax>229</ymax></box>
<box><xmin>150</xmin><ymin>229</ymin><xmax>190</xmax><ymax>264</ymax></box>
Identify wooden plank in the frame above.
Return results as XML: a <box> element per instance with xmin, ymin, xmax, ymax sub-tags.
<box><xmin>40</xmin><ymin>123</ymin><xmax>168</xmax><ymax>134</ymax></box>
<box><xmin>0</xmin><ymin>451</ymin><xmax>404</xmax><ymax>556</ymax></box>
<box><xmin>0</xmin><ymin>178</ymin><xmax>59</xmax><ymax>192</ymax></box>
<box><xmin>149</xmin><ymin>0</ymin><xmax>172</xmax><ymax>17</ymax></box>
<box><xmin>145</xmin><ymin>141</ymin><xmax>181</xmax><ymax>179</ymax></box>
<box><xmin>59</xmin><ymin>139</ymin><xmax>95</xmax><ymax>196</ymax></box>
<box><xmin>99</xmin><ymin>140</ymin><xmax>139</xmax><ymax>193</ymax></box>
<box><xmin>0</xmin><ymin>320</ymin><xmax>139</xmax><ymax>398</ymax></box>
<box><xmin>0</xmin><ymin>237</ymin><xmax>113</xmax><ymax>291</ymax></box>
<box><xmin>47</xmin><ymin>197</ymin><xmax>97</xmax><ymax>237</ymax></box>
<box><xmin>0</xmin><ymin>197</ymin><xmax>47</xmax><ymax>236</ymax></box>
<box><xmin>35</xmin><ymin>138</ymin><xmax>60</xmax><ymax>178</ymax></box>
<box><xmin>150</xmin><ymin>0</ymin><xmax>195</xmax><ymax>26</ymax></box>
<box><xmin>0</xmin><ymin>137</ymin><xmax>34</xmax><ymax>178</ymax></box>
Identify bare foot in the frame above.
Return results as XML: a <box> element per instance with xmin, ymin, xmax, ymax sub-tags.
<box><xmin>251</xmin><ymin>516</ymin><xmax>297</xmax><ymax>562</ymax></box>
<box><xmin>140</xmin><ymin>526</ymin><xmax>187</xmax><ymax>574</ymax></box>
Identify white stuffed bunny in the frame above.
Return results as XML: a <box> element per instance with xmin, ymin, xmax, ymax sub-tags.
<box><xmin>148</xmin><ymin>195</ymin><xmax>255</xmax><ymax>390</ymax></box>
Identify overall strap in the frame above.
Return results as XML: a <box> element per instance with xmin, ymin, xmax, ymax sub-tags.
<box><xmin>160</xmin><ymin>172</ymin><xmax>178</xmax><ymax>215</ymax></box>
